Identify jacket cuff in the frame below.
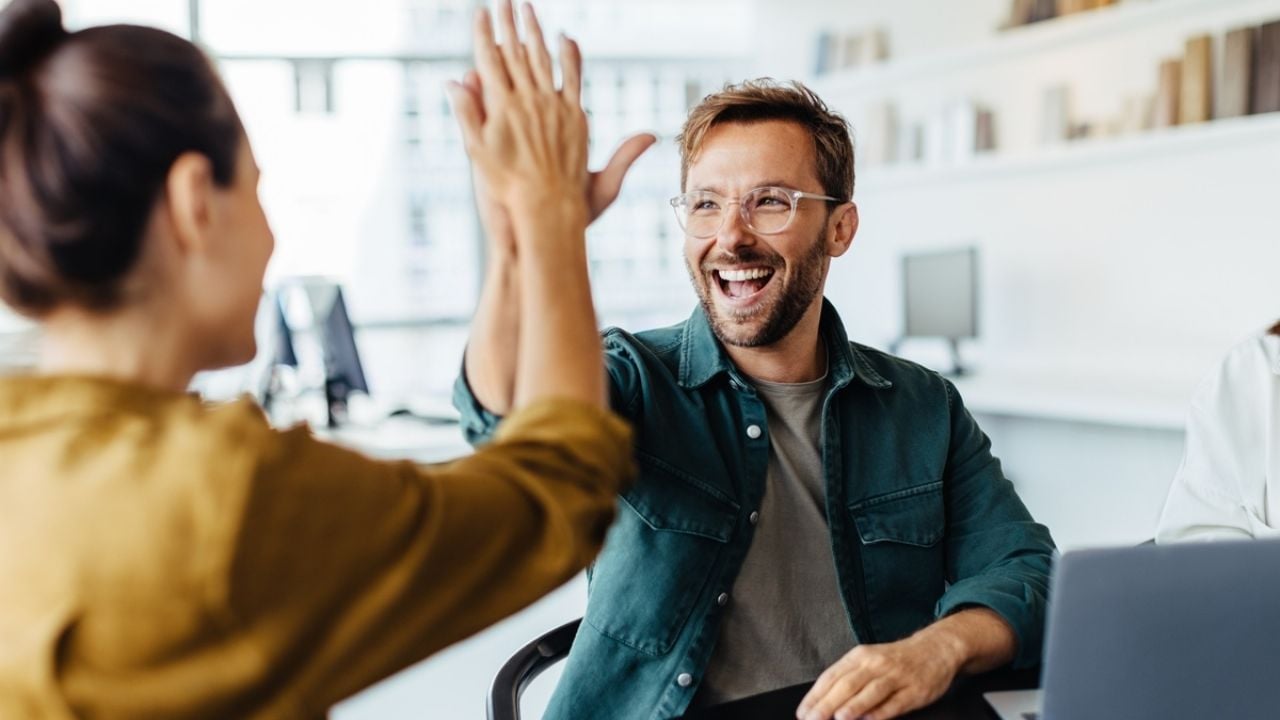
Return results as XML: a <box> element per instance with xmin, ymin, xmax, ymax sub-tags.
<box><xmin>451</xmin><ymin>361</ymin><xmax>504</xmax><ymax>446</ymax></box>
<box><xmin>935</xmin><ymin>575</ymin><xmax>1048</xmax><ymax>669</ymax></box>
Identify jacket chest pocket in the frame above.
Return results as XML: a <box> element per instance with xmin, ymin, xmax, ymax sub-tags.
<box><xmin>849</xmin><ymin>481</ymin><xmax>947</xmax><ymax>640</ymax></box>
<box><xmin>585</xmin><ymin>454</ymin><xmax>737</xmax><ymax>656</ymax></box>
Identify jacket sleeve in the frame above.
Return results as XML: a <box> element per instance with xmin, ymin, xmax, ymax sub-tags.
<box><xmin>453</xmin><ymin>332</ymin><xmax>642</xmax><ymax>447</ymax></box>
<box><xmin>932</xmin><ymin>380</ymin><xmax>1057</xmax><ymax>670</ymax></box>
<box><xmin>1156</xmin><ymin>339</ymin><xmax>1276</xmax><ymax>542</ymax></box>
<box><xmin>222</xmin><ymin>398</ymin><xmax>634</xmax><ymax>713</ymax></box>
<box><xmin>452</xmin><ymin>357</ymin><xmax>507</xmax><ymax>446</ymax></box>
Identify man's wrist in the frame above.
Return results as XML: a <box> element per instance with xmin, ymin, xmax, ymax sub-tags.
<box><xmin>913</xmin><ymin>621</ymin><xmax>971</xmax><ymax>676</ymax></box>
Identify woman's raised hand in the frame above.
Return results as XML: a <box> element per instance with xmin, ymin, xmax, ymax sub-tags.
<box><xmin>447</xmin><ymin>1</ymin><xmax>589</xmax><ymax>231</ymax></box>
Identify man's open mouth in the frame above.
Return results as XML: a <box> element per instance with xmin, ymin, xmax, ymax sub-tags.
<box><xmin>714</xmin><ymin>267</ymin><xmax>776</xmax><ymax>301</ymax></box>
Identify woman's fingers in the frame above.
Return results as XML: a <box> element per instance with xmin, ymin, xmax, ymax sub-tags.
<box><xmin>472</xmin><ymin>7</ymin><xmax>511</xmax><ymax>107</ymax></box>
<box><xmin>496</xmin><ymin>0</ymin><xmax>535</xmax><ymax>92</ymax></box>
<box><xmin>521</xmin><ymin>2</ymin><xmax>556</xmax><ymax>93</ymax></box>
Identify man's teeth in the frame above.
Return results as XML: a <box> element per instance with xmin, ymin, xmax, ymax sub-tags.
<box><xmin>717</xmin><ymin>268</ymin><xmax>772</xmax><ymax>282</ymax></box>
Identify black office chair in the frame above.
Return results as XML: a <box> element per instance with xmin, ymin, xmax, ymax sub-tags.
<box><xmin>487</xmin><ymin>618</ymin><xmax>581</xmax><ymax>720</ymax></box>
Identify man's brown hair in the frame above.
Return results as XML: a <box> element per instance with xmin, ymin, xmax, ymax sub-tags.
<box><xmin>677</xmin><ymin>78</ymin><xmax>855</xmax><ymax>202</ymax></box>
<box><xmin>1270</xmin><ymin>319</ymin><xmax>1280</xmax><ymax>336</ymax></box>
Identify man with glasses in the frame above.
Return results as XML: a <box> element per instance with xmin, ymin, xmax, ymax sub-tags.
<box><xmin>455</xmin><ymin>77</ymin><xmax>1055</xmax><ymax>720</ymax></box>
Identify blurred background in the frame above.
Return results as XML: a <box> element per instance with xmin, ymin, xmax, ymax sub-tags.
<box><xmin>3</xmin><ymin>0</ymin><xmax>1279</xmax><ymax>716</ymax></box>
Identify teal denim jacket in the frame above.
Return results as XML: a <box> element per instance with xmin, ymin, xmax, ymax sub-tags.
<box><xmin>454</xmin><ymin>300</ymin><xmax>1056</xmax><ymax>720</ymax></box>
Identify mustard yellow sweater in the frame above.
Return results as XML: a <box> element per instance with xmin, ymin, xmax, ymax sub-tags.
<box><xmin>0</xmin><ymin>375</ymin><xmax>632</xmax><ymax>719</ymax></box>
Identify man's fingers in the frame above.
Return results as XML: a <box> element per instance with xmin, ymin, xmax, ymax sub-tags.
<box><xmin>471</xmin><ymin>7</ymin><xmax>510</xmax><ymax>105</ymax></box>
<box><xmin>828</xmin><ymin>678</ymin><xmax>896</xmax><ymax>720</ymax></box>
<box><xmin>445</xmin><ymin>81</ymin><xmax>483</xmax><ymax>152</ymax></box>
<box><xmin>859</xmin><ymin>688</ymin><xmax>914</xmax><ymax>720</ymax></box>
<box><xmin>588</xmin><ymin>133</ymin><xmax>656</xmax><ymax>220</ymax></box>
<box><xmin>461</xmin><ymin>69</ymin><xmax>487</xmax><ymax>122</ymax></box>
<box><xmin>799</xmin><ymin>654</ymin><xmax>856</xmax><ymax>715</ymax></box>
<box><xmin>521</xmin><ymin>2</ymin><xmax>555</xmax><ymax>92</ymax></box>
<box><xmin>559</xmin><ymin>34</ymin><xmax>582</xmax><ymax>107</ymax></box>
<box><xmin>800</xmin><ymin>665</ymin><xmax>865</xmax><ymax>719</ymax></box>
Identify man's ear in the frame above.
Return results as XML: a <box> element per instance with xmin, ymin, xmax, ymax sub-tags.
<box><xmin>163</xmin><ymin>152</ymin><xmax>216</xmax><ymax>257</ymax></box>
<box><xmin>826</xmin><ymin>201</ymin><xmax>858</xmax><ymax>258</ymax></box>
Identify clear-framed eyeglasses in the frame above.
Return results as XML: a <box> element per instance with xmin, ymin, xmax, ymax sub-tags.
<box><xmin>668</xmin><ymin>186</ymin><xmax>845</xmax><ymax>239</ymax></box>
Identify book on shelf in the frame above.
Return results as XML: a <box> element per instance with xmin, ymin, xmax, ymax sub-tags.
<box><xmin>1008</xmin><ymin>0</ymin><xmax>1035</xmax><ymax>27</ymax></box>
<box><xmin>1031</xmin><ymin>0</ymin><xmax>1057</xmax><ymax>23</ymax></box>
<box><xmin>1254</xmin><ymin>20</ymin><xmax>1280</xmax><ymax>114</ymax></box>
<box><xmin>1154</xmin><ymin>58</ymin><xmax>1182</xmax><ymax>127</ymax></box>
<box><xmin>1218</xmin><ymin>27</ymin><xmax>1254</xmax><ymax>119</ymax></box>
<box><xmin>814</xmin><ymin>31</ymin><xmax>834</xmax><ymax>75</ymax></box>
<box><xmin>1180</xmin><ymin>34</ymin><xmax>1213</xmax><ymax>124</ymax></box>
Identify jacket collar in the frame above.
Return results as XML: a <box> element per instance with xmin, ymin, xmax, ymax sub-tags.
<box><xmin>677</xmin><ymin>298</ymin><xmax>892</xmax><ymax>391</ymax></box>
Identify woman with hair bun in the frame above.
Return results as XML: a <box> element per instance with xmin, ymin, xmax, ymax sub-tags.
<box><xmin>0</xmin><ymin>0</ymin><xmax>633</xmax><ymax>717</ymax></box>
<box><xmin>1157</xmin><ymin>320</ymin><xmax>1280</xmax><ymax>542</ymax></box>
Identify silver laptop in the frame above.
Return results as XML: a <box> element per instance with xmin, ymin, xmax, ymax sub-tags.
<box><xmin>987</xmin><ymin>538</ymin><xmax>1280</xmax><ymax>720</ymax></box>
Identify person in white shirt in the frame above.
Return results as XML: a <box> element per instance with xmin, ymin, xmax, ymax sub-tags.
<box><xmin>1157</xmin><ymin>321</ymin><xmax>1280</xmax><ymax>542</ymax></box>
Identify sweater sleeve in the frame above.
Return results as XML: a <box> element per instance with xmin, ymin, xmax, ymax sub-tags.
<box><xmin>1157</xmin><ymin>337</ymin><xmax>1277</xmax><ymax>542</ymax></box>
<box><xmin>221</xmin><ymin>398</ymin><xmax>633</xmax><ymax>713</ymax></box>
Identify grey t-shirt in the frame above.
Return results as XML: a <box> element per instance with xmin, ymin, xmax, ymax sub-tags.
<box><xmin>692</xmin><ymin>372</ymin><xmax>858</xmax><ymax>706</ymax></box>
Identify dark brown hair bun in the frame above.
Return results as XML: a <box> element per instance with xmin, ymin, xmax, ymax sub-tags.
<box><xmin>0</xmin><ymin>4</ymin><xmax>243</xmax><ymax>316</ymax></box>
<box><xmin>0</xmin><ymin>0</ymin><xmax>67</xmax><ymax>80</ymax></box>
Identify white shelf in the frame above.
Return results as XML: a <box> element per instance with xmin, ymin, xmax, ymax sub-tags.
<box><xmin>813</xmin><ymin>0</ymin><xmax>1279</xmax><ymax>96</ymax></box>
<box><xmin>857</xmin><ymin>110</ymin><xmax>1280</xmax><ymax>192</ymax></box>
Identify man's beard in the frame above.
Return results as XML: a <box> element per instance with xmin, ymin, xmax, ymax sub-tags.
<box><xmin>686</xmin><ymin>233</ymin><xmax>828</xmax><ymax>349</ymax></box>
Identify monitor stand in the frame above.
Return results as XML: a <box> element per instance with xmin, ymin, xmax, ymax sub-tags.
<box><xmin>888</xmin><ymin>337</ymin><xmax>969</xmax><ymax>377</ymax></box>
<box><xmin>947</xmin><ymin>337</ymin><xmax>968</xmax><ymax>377</ymax></box>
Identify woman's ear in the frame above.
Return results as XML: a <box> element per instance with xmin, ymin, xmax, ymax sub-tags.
<box><xmin>163</xmin><ymin>152</ymin><xmax>216</xmax><ymax>257</ymax></box>
<box><xmin>827</xmin><ymin>201</ymin><xmax>858</xmax><ymax>258</ymax></box>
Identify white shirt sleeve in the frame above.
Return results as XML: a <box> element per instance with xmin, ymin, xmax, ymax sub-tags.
<box><xmin>1156</xmin><ymin>335</ymin><xmax>1280</xmax><ymax>542</ymax></box>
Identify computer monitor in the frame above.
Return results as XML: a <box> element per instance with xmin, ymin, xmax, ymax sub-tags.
<box><xmin>900</xmin><ymin>246</ymin><xmax>978</xmax><ymax>375</ymax></box>
<box><xmin>300</xmin><ymin>283</ymin><xmax>369</xmax><ymax>428</ymax></box>
<box><xmin>257</xmin><ymin>293</ymin><xmax>299</xmax><ymax>414</ymax></box>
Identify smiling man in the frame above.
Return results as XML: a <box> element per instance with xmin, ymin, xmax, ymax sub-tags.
<box><xmin>455</xmin><ymin>79</ymin><xmax>1055</xmax><ymax>720</ymax></box>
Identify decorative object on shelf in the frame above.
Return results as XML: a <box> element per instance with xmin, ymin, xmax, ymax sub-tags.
<box><xmin>897</xmin><ymin>123</ymin><xmax>925</xmax><ymax>164</ymax></box>
<box><xmin>1255</xmin><ymin>20</ymin><xmax>1280</xmax><ymax>114</ymax></box>
<box><xmin>863</xmin><ymin>101</ymin><xmax>900</xmax><ymax>166</ymax></box>
<box><xmin>1180</xmin><ymin>34</ymin><xmax>1213</xmax><ymax>124</ymax></box>
<box><xmin>947</xmin><ymin>100</ymin><xmax>980</xmax><ymax>164</ymax></box>
<box><xmin>1040</xmin><ymin>84</ymin><xmax>1072</xmax><ymax>144</ymax></box>
<box><xmin>814</xmin><ymin>27</ymin><xmax>889</xmax><ymax>76</ymax></box>
<box><xmin>1218</xmin><ymin>27</ymin><xmax>1254</xmax><ymax>119</ymax></box>
<box><xmin>1154</xmin><ymin>58</ymin><xmax>1182</xmax><ymax>127</ymax></box>
<box><xmin>975</xmin><ymin>109</ymin><xmax>997</xmax><ymax>153</ymax></box>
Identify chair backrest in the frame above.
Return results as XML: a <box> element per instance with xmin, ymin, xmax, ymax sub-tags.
<box><xmin>487</xmin><ymin>618</ymin><xmax>581</xmax><ymax>720</ymax></box>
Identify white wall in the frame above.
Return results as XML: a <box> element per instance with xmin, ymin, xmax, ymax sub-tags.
<box><xmin>750</xmin><ymin>0</ymin><xmax>1280</xmax><ymax>548</ymax></box>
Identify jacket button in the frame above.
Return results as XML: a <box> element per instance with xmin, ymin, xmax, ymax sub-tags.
<box><xmin>677</xmin><ymin>673</ymin><xmax>693</xmax><ymax>688</ymax></box>
<box><xmin>717</xmin><ymin>592</ymin><xmax>730</xmax><ymax>606</ymax></box>
<box><xmin>746</xmin><ymin>424</ymin><xmax>762</xmax><ymax>439</ymax></box>
<box><xmin>749</xmin><ymin>511</ymin><xmax>760</xmax><ymax>525</ymax></box>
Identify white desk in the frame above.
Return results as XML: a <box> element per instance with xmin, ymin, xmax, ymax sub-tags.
<box><xmin>950</xmin><ymin>367</ymin><xmax>1193</xmax><ymax>431</ymax></box>
<box><xmin>319</xmin><ymin>415</ymin><xmax>473</xmax><ymax>464</ymax></box>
